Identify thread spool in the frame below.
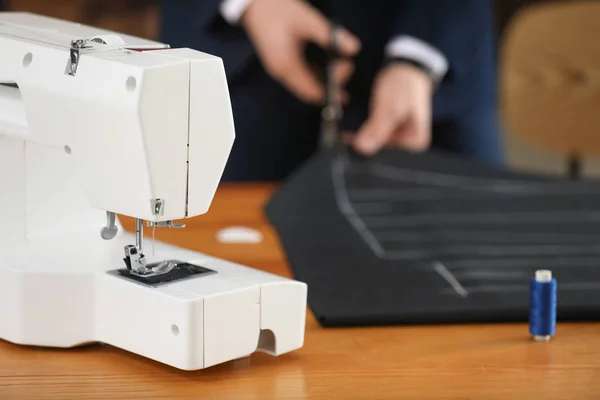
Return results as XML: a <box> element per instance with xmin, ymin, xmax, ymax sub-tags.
<box><xmin>529</xmin><ymin>269</ymin><xmax>557</xmax><ymax>341</ymax></box>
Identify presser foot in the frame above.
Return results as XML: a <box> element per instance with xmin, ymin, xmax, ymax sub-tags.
<box><xmin>122</xmin><ymin>244</ymin><xmax>177</xmax><ymax>277</ymax></box>
<box><xmin>123</xmin><ymin>244</ymin><xmax>153</xmax><ymax>276</ymax></box>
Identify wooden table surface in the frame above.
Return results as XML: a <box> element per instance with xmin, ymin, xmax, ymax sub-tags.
<box><xmin>1</xmin><ymin>184</ymin><xmax>599</xmax><ymax>399</ymax></box>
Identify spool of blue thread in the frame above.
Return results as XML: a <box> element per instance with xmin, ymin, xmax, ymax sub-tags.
<box><xmin>529</xmin><ymin>269</ymin><xmax>557</xmax><ymax>341</ymax></box>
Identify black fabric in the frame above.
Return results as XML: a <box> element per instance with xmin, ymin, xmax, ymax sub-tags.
<box><xmin>265</xmin><ymin>148</ymin><xmax>600</xmax><ymax>327</ymax></box>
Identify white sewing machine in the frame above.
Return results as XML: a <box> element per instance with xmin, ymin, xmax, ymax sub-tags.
<box><xmin>0</xmin><ymin>12</ymin><xmax>306</xmax><ymax>370</ymax></box>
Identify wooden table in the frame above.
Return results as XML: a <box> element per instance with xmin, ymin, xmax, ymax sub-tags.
<box><xmin>1</xmin><ymin>184</ymin><xmax>599</xmax><ymax>399</ymax></box>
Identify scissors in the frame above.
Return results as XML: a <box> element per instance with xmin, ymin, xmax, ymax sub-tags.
<box><xmin>320</xmin><ymin>24</ymin><xmax>344</xmax><ymax>150</ymax></box>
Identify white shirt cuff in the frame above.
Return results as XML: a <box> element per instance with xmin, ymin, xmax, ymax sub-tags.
<box><xmin>385</xmin><ymin>35</ymin><xmax>449</xmax><ymax>81</ymax></box>
<box><xmin>220</xmin><ymin>0</ymin><xmax>254</xmax><ymax>25</ymax></box>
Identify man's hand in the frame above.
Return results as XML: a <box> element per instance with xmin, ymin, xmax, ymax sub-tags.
<box><xmin>241</xmin><ymin>0</ymin><xmax>361</xmax><ymax>104</ymax></box>
<box><xmin>351</xmin><ymin>63</ymin><xmax>434</xmax><ymax>156</ymax></box>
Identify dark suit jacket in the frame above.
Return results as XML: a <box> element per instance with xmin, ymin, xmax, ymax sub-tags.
<box><xmin>160</xmin><ymin>1</ymin><xmax>499</xmax><ymax>180</ymax></box>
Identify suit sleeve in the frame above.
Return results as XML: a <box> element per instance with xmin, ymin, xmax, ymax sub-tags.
<box><xmin>387</xmin><ymin>0</ymin><xmax>495</xmax><ymax>82</ymax></box>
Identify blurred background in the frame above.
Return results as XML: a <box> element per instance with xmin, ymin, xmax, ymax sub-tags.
<box><xmin>4</xmin><ymin>0</ymin><xmax>600</xmax><ymax>178</ymax></box>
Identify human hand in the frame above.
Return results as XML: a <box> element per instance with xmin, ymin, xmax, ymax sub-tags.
<box><xmin>241</xmin><ymin>0</ymin><xmax>361</xmax><ymax>103</ymax></box>
<box><xmin>350</xmin><ymin>63</ymin><xmax>434</xmax><ymax>156</ymax></box>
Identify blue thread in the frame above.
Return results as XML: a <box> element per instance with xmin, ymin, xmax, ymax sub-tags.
<box><xmin>529</xmin><ymin>270</ymin><xmax>557</xmax><ymax>340</ymax></box>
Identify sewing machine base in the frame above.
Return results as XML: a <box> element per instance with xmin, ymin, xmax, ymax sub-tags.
<box><xmin>0</xmin><ymin>231</ymin><xmax>307</xmax><ymax>370</ymax></box>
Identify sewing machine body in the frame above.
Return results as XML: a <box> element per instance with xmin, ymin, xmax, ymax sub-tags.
<box><xmin>0</xmin><ymin>12</ymin><xmax>306</xmax><ymax>370</ymax></box>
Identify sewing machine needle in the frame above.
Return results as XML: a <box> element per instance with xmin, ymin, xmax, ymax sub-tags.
<box><xmin>152</xmin><ymin>223</ymin><xmax>156</xmax><ymax>256</ymax></box>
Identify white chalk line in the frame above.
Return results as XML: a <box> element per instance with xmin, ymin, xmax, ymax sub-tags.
<box><xmin>374</xmin><ymin>230</ymin><xmax>600</xmax><ymax>244</ymax></box>
<box><xmin>441</xmin><ymin>257</ymin><xmax>600</xmax><ymax>269</ymax></box>
<box><xmin>366</xmin><ymin>162</ymin><xmax>600</xmax><ymax>195</ymax></box>
<box><xmin>347</xmin><ymin>187</ymin><xmax>600</xmax><ymax>202</ymax></box>
<box><xmin>456</xmin><ymin>269</ymin><xmax>530</xmax><ymax>280</ymax></box>
<box><xmin>384</xmin><ymin>244</ymin><xmax>600</xmax><ymax>260</ymax></box>
<box><xmin>362</xmin><ymin>210</ymin><xmax>600</xmax><ymax>227</ymax></box>
<box><xmin>433</xmin><ymin>262</ymin><xmax>469</xmax><ymax>298</ymax></box>
<box><xmin>351</xmin><ymin>202</ymin><xmax>393</xmax><ymax>214</ymax></box>
<box><xmin>331</xmin><ymin>156</ymin><xmax>386</xmax><ymax>258</ymax></box>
